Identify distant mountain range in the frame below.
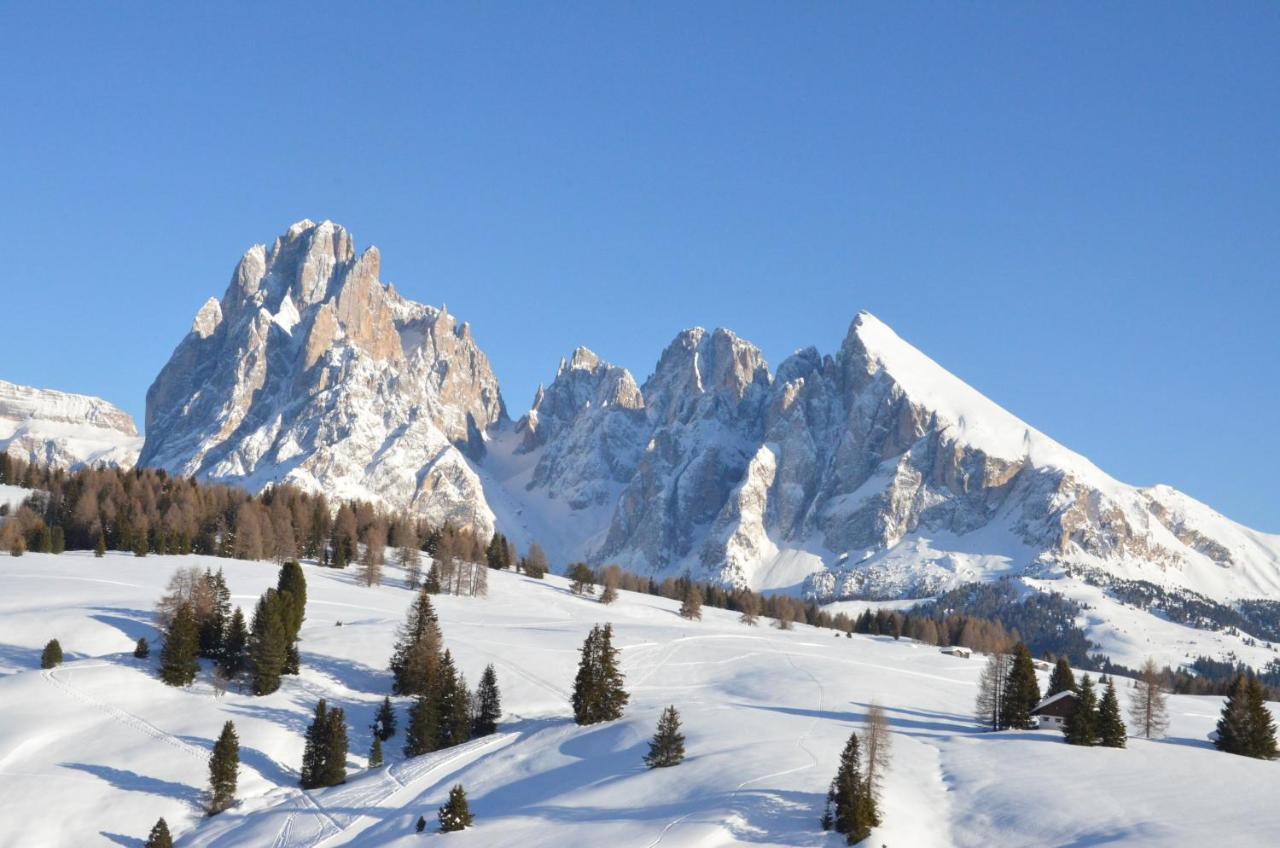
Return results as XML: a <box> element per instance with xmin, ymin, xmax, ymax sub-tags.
<box><xmin>125</xmin><ymin>220</ymin><xmax>1280</xmax><ymax>613</ymax></box>
<box><xmin>9</xmin><ymin>218</ymin><xmax>1278</xmax><ymax>632</ymax></box>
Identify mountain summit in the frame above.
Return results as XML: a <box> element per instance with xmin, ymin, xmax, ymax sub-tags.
<box><xmin>140</xmin><ymin>220</ymin><xmax>506</xmax><ymax>533</ymax></box>
<box><xmin>141</xmin><ymin>221</ymin><xmax>1280</xmax><ymax>608</ymax></box>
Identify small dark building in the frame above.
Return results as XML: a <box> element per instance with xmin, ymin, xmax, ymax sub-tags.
<box><xmin>1030</xmin><ymin>691</ymin><xmax>1079</xmax><ymax>729</ymax></box>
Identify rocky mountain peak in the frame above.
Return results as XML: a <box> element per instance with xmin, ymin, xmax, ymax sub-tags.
<box><xmin>0</xmin><ymin>380</ymin><xmax>142</xmax><ymax>469</ymax></box>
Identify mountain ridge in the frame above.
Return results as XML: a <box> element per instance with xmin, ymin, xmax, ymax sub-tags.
<box><xmin>130</xmin><ymin>220</ymin><xmax>1280</xmax><ymax>610</ymax></box>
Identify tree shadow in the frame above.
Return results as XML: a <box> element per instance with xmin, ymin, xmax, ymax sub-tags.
<box><xmin>60</xmin><ymin>761</ymin><xmax>202</xmax><ymax>805</ymax></box>
<box><xmin>89</xmin><ymin>606</ymin><xmax>160</xmax><ymax>643</ymax></box>
<box><xmin>100</xmin><ymin>832</ymin><xmax>144</xmax><ymax>848</ymax></box>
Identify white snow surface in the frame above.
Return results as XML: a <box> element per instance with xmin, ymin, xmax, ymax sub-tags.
<box><xmin>2</xmin><ymin>552</ymin><xmax>1278</xmax><ymax>847</ymax></box>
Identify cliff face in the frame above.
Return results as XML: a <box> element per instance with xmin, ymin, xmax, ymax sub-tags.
<box><xmin>140</xmin><ymin>220</ymin><xmax>505</xmax><ymax>535</ymax></box>
<box><xmin>0</xmin><ymin>379</ymin><xmax>141</xmax><ymax>470</ymax></box>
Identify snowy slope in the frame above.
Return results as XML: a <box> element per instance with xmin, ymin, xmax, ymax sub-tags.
<box><xmin>1</xmin><ymin>553</ymin><xmax>1278</xmax><ymax>847</ymax></box>
<box><xmin>0</xmin><ymin>379</ymin><xmax>141</xmax><ymax>469</ymax></box>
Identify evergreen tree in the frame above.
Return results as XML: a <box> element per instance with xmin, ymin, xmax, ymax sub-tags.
<box><xmin>1063</xmin><ymin>674</ymin><xmax>1099</xmax><ymax>746</ymax></box>
<box><xmin>1097</xmin><ymin>679</ymin><xmax>1127</xmax><ymax>748</ymax></box>
<box><xmin>323</xmin><ymin>705</ymin><xmax>349</xmax><ymax>786</ymax></box>
<box><xmin>437</xmin><ymin>784</ymin><xmax>473</xmax><ymax>832</ymax></box>
<box><xmin>277</xmin><ymin>561</ymin><xmax>306</xmax><ymax>672</ymax></box>
<box><xmin>600</xmin><ymin>578</ymin><xmax>618</xmax><ymax>605</ymax></box>
<box><xmin>436</xmin><ymin>650</ymin><xmax>471</xmax><ymax>749</ymax></box>
<box><xmin>423</xmin><ymin>562</ymin><xmax>442</xmax><ymax>594</ymax></box>
<box><xmin>143</xmin><ymin>818</ymin><xmax>173</xmax><ymax>848</ymax></box>
<box><xmin>249</xmin><ymin>590</ymin><xmax>287</xmax><ymax>695</ymax></box>
<box><xmin>571</xmin><ymin>623</ymin><xmax>629</xmax><ymax>724</ymax></box>
<box><xmin>1000</xmin><ymin>642</ymin><xmax>1041</xmax><ymax>730</ymax></box>
<box><xmin>37</xmin><ymin>525</ymin><xmax>52</xmax><ymax>553</ymax></box>
<box><xmin>94</xmin><ymin>531</ymin><xmax>106</xmax><ymax>558</ymax></box>
<box><xmin>134</xmin><ymin>637</ymin><xmax>150</xmax><ymax>659</ymax></box>
<box><xmin>220</xmin><ymin>607</ymin><xmax>249</xmax><ymax>678</ymax></box>
<box><xmin>373</xmin><ymin>695</ymin><xmax>397</xmax><ymax>741</ymax></box>
<box><xmin>678</xmin><ymin>583</ymin><xmax>703</xmax><ymax>621</ymax></box>
<box><xmin>160</xmin><ymin>602</ymin><xmax>199</xmax><ymax>687</ymax></box>
<box><xmin>390</xmin><ymin>590</ymin><xmax>443</xmax><ymax>696</ymax></box>
<box><xmin>1046</xmin><ymin>657</ymin><xmax>1076</xmax><ymax>698</ymax></box>
<box><xmin>208</xmin><ymin>720</ymin><xmax>240</xmax><ymax>814</ymax></box>
<box><xmin>134</xmin><ymin>532</ymin><xmax>148</xmax><ymax>557</ymax></box>
<box><xmin>40</xmin><ymin>638</ymin><xmax>63</xmax><ymax>669</ymax></box>
<box><xmin>472</xmin><ymin>664</ymin><xmax>501</xmax><ymax>737</ymax></box>
<box><xmin>738</xmin><ymin>591</ymin><xmax>761</xmax><ymax>626</ymax></box>
<box><xmin>300</xmin><ymin>700</ymin><xmax>329</xmax><ymax>789</ymax></box>
<box><xmin>416</xmin><ymin>815</ymin><xmax>426</xmax><ymax>833</ymax></box>
<box><xmin>1215</xmin><ymin>674</ymin><xmax>1278</xmax><ymax>759</ymax></box>
<box><xmin>568</xmin><ymin>562</ymin><xmax>595</xmax><ymax>596</ymax></box>
<box><xmin>822</xmin><ymin>731</ymin><xmax>879</xmax><ymax>843</ymax></box>
<box><xmin>50</xmin><ymin>525</ymin><xmax>65</xmax><ymax>554</ymax></box>
<box><xmin>644</xmin><ymin>705</ymin><xmax>686</xmax><ymax>768</ymax></box>
<box><xmin>404</xmin><ymin>689</ymin><xmax>441</xmax><ymax>758</ymax></box>
<box><xmin>369</xmin><ymin>734</ymin><xmax>383</xmax><ymax>768</ymax></box>
<box><xmin>198</xmin><ymin>570</ymin><xmax>229</xmax><ymax>660</ymax></box>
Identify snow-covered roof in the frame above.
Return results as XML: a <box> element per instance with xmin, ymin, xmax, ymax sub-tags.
<box><xmin>1032</xmin><ymin>690</ymin><xmax>1079</xmax><ymax>713</ymax></box>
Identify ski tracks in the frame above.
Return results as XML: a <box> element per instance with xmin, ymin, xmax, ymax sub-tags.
<box><xmin>41</xmin><ymin>663</ymin><xmax>208</xmax><ymax>762</ymax></box>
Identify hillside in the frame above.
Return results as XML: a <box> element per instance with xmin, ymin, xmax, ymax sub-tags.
<box><xmin>1</xmin><ymin>552</ymin><xmax>1277</xmax><ymax>847</ymax></box>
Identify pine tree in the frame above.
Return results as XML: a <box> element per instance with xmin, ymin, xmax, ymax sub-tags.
<box><xmin>572</xmin><ymin>624</ymin><xmax>629</xmax><ymax>724</ymax></box>
<box><xmin>1215</xmin><ymin>675</ymin><xmax>1278</xmax><ymax>759</ymax></box>
<box><xmin>472</xmin><ymin>664</ymin><xmax>501</xmax><ymax>737</ymax></box>
<box><xmin>405</xmin><ymin>690</ymin><xmax>442</xmax><ymax>758</ymax></box>
<box><xmin>416</xmin><ymin>815</ymin><xmax>427</xmax><ymax>832</ymax></box>
<box><xmin>644</xmin><ymin>705</ymin><xmax>686</xmax><ymax>768</ymax></box>
<box><xmin>94</xmin><ymin>531</ymin><xmax>106</xmax><ymax>558</ymax></box>
<box><xmin>1046</xmin><ymin>657</ymin><xmax>1076</xmax><ymax>698</ymax></box>
<box><xmin>1128</xmin><ymin>657</ymin><xmax>1170</xmax><ymax>740</ymax></box>
<box><xmin>134</xmin><ymin>637</ymin><xmax>150</xmax><ymax>659</ymax></box>
<box><xmin>220</xmin><ymin>607</ymin><xmax>249</xmax><ymax>678</ymax></box>
<box><xmin>568</xmin><ymin>562</ymin><xmax>595</xmax><ymax>596</ymax></box>
<box><xmin>249</xmin><ymin>591</ymin><xmax>287</xmax><ymax>695</ymax></box>
<box><xmin>301</xmin><ymin>700</ymin><xmax>329</xmax><ymax>789</ymax></box>
<box><xmin>436</xmin><ymin>650</ymin><xmax>471</xmax><ymax>749</ymax></box>
<box><xmin>322</xmin><ymin>705</ymin><xmax>349</xmax><ymax>786</ymax></box>
<box><xmin>50</xmin><ymin>525</ymin><xmax>65</xmax><ymax>554</ymax></box>
<box><xmin>600</xmin><ymin>577</ymin><xmax>618</xmax><ymax>605</ymax></box>
<box><xmin>437</xmin><ymin>784</ymin><xmax>473</xmax><ymax>832</ymax></box>
<box><xmin>374</xmin><ymin>695</ymin><xmax>397</xmax><ymax>741</ymax></box>
<box><xmin>160</xmin><ymin>602</ymin><xmax>199</xmax><ymax>687</ymax></box>
<box><xmin>40</xmin><ymin>638</ymin><xmax>63</xmax><ymax>669</ymax></box>
<box><xmin>1063</xmin><ymin>674</ymin><xmax>1099</xmax><ymax>746</ymax></box>
<box><xmin>369</xmin><ymin>734</ymin><xmax>383</xmax><ymax>768</ymax></box>
<box><xmin>1097</xmin><ymin>679</ymin><xmax>1127</xmax><ymax>748</ymax></box>
<box><xmin>823</xmin><ymin>731</ymin><xmax>879</xmax><ymax>843</ymax></box>
<box><xmin>208</xmin><ymin>720</ymin><xmax>240</xmax><ymax>814</ymax></box>
<box><xmin>134</xmin><ymin>532</ymin><xmax>149</xmax><ymax>557</ymax></box>
<box><xmin>738</xmin><ymin>591</ymin><xmax>761</xmax><ymax>626</ymax></box>
<box><xmin>678</xmin><ymin>583</ymin><xmax>703</xmax><ymax>621</ymax></box>
<box><xmin>144</xmin><ymin>817</ymin><xmax>173</xmax><ymax>848</ymax></box>
<box><xmin>390</xmin><ymin>590</ymin><xmax>443</xmax><ymax>696</ymax></box>
<box><xmin>197</xmin><ymin>570</ymin><xmax>229</xmax><ymax>660</ymax></box>
<box><xmin>1001</xmin><ymin>642</ymin><xmax>1041</xmax><ymax>730</ymax></box>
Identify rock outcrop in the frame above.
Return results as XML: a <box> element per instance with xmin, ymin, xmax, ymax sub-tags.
<box><xmin>140</xmin><ymin>220</ymin><xmax>505</xmax><ymax>535</ymax></box>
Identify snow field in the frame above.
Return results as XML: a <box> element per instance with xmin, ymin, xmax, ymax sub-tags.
<box><xmin>0</xmin><ymin>552</ymin><xmax>1277</xmax><ymax>847</ymax></box>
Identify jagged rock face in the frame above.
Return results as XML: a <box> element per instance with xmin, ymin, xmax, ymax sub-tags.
<box><xmin>140</xmin><ymin>220</ymin><xmax>506</xmax><ymax>534</ymax></box>
<box><xmin>0</xmin><ymin>380</ymin><xmax>142</xmax><ymax>469</ymax></box>
<box><xmin>519</xmin><ymin>313</ymin><xmax>1280</xmax><ymax>603</ymax></box>
<box><xmin>138</xmin><ymin>220</ymin><xmax>1280</xmax><ymax>604</ymax></box>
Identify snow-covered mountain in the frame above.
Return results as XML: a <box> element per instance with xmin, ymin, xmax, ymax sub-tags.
<box><xmin>142</xmin><ymin>220</ymin><xmax>1280</xmax><ymax>609</ymax></box>
<box><xmin>0</xmin><ymin>379</ymin><xmax>142</xmax><ymax>469</ymax></box>
<box><xmin>140</xmin><ymin>220</ymin><xmax>505</xmax><ymax>535</ymax></box>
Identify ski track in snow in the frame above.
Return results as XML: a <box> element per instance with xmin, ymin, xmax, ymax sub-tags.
<box><xmin>42</xmin><ymin>663</ymin><xmax>209</xmax><ymax>762</ymax></box>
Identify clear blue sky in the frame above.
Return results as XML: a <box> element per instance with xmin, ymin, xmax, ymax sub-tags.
<box><xmin>1</xmin><ymin>4</ymin><xmax>1277</xmax><ymax>530</ymax></box>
